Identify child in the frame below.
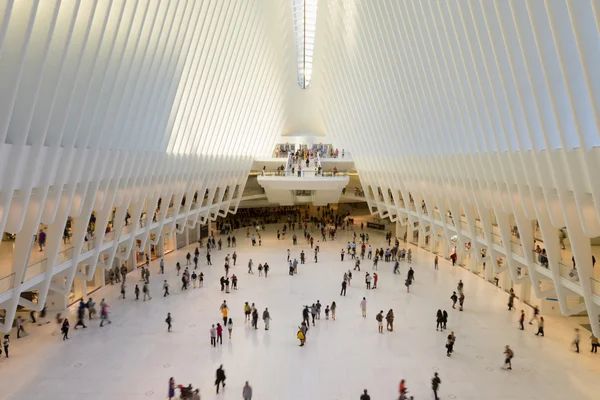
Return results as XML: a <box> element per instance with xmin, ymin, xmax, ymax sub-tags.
<box><xmin>325</xmin><ymin>305</ymin><xmax>330</xmax><ymax>320</ymax></box>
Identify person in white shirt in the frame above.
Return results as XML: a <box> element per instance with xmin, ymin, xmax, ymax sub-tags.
<box><xmin>360</xmin><ymin>297</ymin><xmax>367</xmax><ymax>318</ymax></box>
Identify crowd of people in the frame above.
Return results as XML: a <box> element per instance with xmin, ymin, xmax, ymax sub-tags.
<box><xmin>3</xmin><ymin>206</ymin><xmax>596</xmax><ymax>400</ymax></box>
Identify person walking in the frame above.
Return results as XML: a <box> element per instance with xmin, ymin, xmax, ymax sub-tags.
<box><xmin>143</xmin><ymin>282</ymin><xmax>152</xmax><ymax>301</ymax></box>
<box><xmin>360</xmin><ymin>297</ymin><xmax>367</xmax><ymax>318</ymax></box>
<box><xmin>519</xmin><ymin>310</ymin><xmax>525</xmax><ymax>330</ymax></box>
<box><xmin>331</xmin><ymin>301</ymin><xmax>337</xmax><ymax>321</ymax></box>
<box><xmin>100</xmin><ymin>300</ymin><xmax>112</xmax><ymax>326</ymax></box>
<box><xmin>216</xmin><ymin>323</ymin><xmax>223</xmax><ymax>345</ymax></box>
<box><xmin>134</xmin><ymin>284</ymin><xmax>140</xmax><ymax>300</ymax></box>
<box><xmin>535</xmin><ymin>316</ymin><xmax>545</xmax><ymax>337</ymax></box>
<box><xmin>446</xmin><ymin>334</ymin><xmax>454</xmax><ymax>356</ymax></box>
<box><xmin>248</xmin><ymin>259</ymin><xmax>253</xmax><ymax>274</ymax></box>
<box><xmin>242</xmin><ymin>381</ymin><xmax>253</xmax><ymax>400</ymax></box>
<box><xmin>159</xmin><ymin>259</ymin><xmax>164</xmax><ymax>274</ymax></box>
<box><xmin>16</xmin><ymin>316</ymin><xmax>26</xmax><ymax>338</ymax></box>
<box><xmin>365</xmin><ymin>272</ymin><xmax>371</xmax><ymax>289</ymax></box>
<box><xmin>262</xmin><ymin>308</ymin><xmax>271</xmax><ymax>330</ymax></box>
<box><xmin>458</xmin><ymin>292</ymin><xmax>465</xmax><ymax>311</ymax></box>
<box><xmin>316</xmin><ymin>300</ymin><xmax>322</xmax><ymax>320</ymax></box>
<box><xmin>163</xmin><ymin>280</ymin><xmax>170</xmax><ymax>297</ymax></box>
<box><xmin>376</xmin><ymin>310</ymin><xmax>384</xmax><ymax>333</ymax></box>
<box><xmin>302</xmin><ymin>306</ymin><xmax>310</xmax><ymax>326</ymax></box>
<box><xmin>168</xmin><ymin>377</ymin><xmax>176</xmax><ymax>400</ymax></box>
<box><xmin>222</xmin><ymin>304</ymin><xmax>229</xmax><ymax>326</ymax></box>
<box><xmin>507</xmin><ymin>288</ymin><xmax>515</xmax><ymax>310</ymax></box>
<box><xmin>215</xmin><ymin>365</ymin><xmax>226</xmax><ymax>393</ymax></box>
<box><xmin>450</xmin><ymin>291</ymin><xmax>458</xmax><ymax>309</ymax></box>
<box><xmin>529</xmin><ymin>306</ymin><xmax>540</xmax><ymax>325</ymax></box>
<box><xmin>165</xmin><ymin>312</ymin><xmax>172</xmax><ymax>332</ymax></box>
<box><xmin>61</xmin><ymin>319</ymin><xmax>70</xmax><ymax>340</ymax></box>
<box><xmin>210</xmin><ymin>324</ymin><xmax>217</xmax><ymax>347</ymax></box>
<box><xmin>340</xmin><ymin>279</ymin><xmax>347</xmax><ymax>296</ymax></box>
<box><xmin>431</xmin><ymin>372</ymin><xmax>441</xmax><ymax>400</ymax></box>
<box><xmin>573</xmin><ymin>328</ymin><xmax>580</xmax><ymax>353</ymax></box>
<box><xmin>434</xmin><ymin>255</ymin><xmax>439</xmax><ymax>270</ymax></box>
<box><xmin>227</xmin><ymin>318</ymin><xmax>233</xmax><ymax>339</ymax></box>
<box><xmin>503</xmin><ymin>345</ymin><xmax>514</xmax><ymax>370</ymax></box>
<box><xmin>120</xmin><ymin>282</ymin><xmax>126</xmax><ymax>299</ymax></box>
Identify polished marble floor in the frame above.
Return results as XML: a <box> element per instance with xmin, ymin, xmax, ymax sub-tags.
<box><xmin>0</xmin><ymin>224</ymin><xmax>599</xmax><ymax>400</ymax></box>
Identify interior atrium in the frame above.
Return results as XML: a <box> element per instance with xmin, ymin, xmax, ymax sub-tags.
<box><xmin>0</xmin><ymin>1</ymin><xmax>599</xmax><ymax>399</ymax></box>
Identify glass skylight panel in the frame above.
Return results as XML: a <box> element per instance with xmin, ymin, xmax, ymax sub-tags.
<box><xmin>293</xmin><ymin>0</ymin><xmax>318</xmax><ymax>89</ymax></box>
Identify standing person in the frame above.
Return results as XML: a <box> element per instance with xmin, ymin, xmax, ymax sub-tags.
<box><xmin>134</xmin><ymin>284</ymin><xmax>140</xmax><ymax>300</ymax></box>
<box><xmin>310</xmin><ymin>304</ymin><xmax>317</xmax><ymax>326</ymax></box>
<box><xmin>248</xmin><ymin>259</ymin><xmax>253</xmax><ymax>274</ymax></box>
<box><xmin>360</xmin><ymin>297</ymin><xmax>367</xmax><ymax>318</ymax></box>
<box><xmin>61</xmin><ymin>319</ymin><xmax>70</xmax><ymax>340</ymax></box>
<box><xmin>264</xmin><ymin>263</ymin><xmax>270</xmax><ymax>278</ymax></box>
<box><xmin>159</xmin><ymin>259</ymin><xmax>164</xmax><ymax>274</ymax></box>
<box><xmin>446</xmin><ymin>334</ymin><xmax>454</xmax><ymax>357</ymax></box>
<box><xmin>206</xmin><ymin>253</ymin><xmax>212</xmax><ymax>265</ymax></box>
<box><xmin>431</xmin><ymin>372</ymin><xmax>442</xmax><ymax>400</ymax></box>
<box><xmin>434</xmin><ymin>255</ymin><xmax>439</xmax><ymax>270</ymax></box>
<box><xmin>262</xmin><ymin>308</ymin><xmax>271</xmax><ymax>330</ymax></box>
<box><xmin>87</xmin><ymin>298</ymin><xmax>97</xmax><ymax>319</ymax></box>
<box><xmin>457</xmin><ymin>280</ymin><xmax>464</xmax><ymax>293</ymax></box>
<box><xmin>365</xmin><ymin>272</ymin><xmax>371</xmax><ymax>289</ymax></box>
<box><xmin>508</xmin><ymin>288</ymin><xmax>515</xmax><ymax>310</ymax></box>
<box><xmin>210</xmin><ymin>325</ymin><xmax>217</xmax><ymax>347</ymax></box>
<box><xmin>442</xmin><ymin>310</ymin><xmax>448</xmax><ymax>330</ymax></box>
<box><xmin>242</xmin><ymin>381</ymin><xmax>253</xmax><ymax>400</ymax></box>
<box><xmin>340</xmin><ymin>279</ymin><xmax>347</xmax><ymax>296</ymax></box>
<box><xmin>535</xmin><ymin>316</ymin><xmax>545</xmax><ymax>337</ymax></box>
<box><xmin>360</xmin><ymin>389</ymin><xmax>371</xmax><ymax>400</ymax></box>
<box><xmin>573</xmin><ymin>328</ymin><xmax>580</xmax><ymax>353</ymax></box>
<box><xmin>386</xmin><ymin>309</ymin><xmax>394</xmax><ymax>331</ymax></box>
<box><xmin>590</xmin><ymin>334</ymin><xmax>599</xmax><ymax>353</ymax></box>
<box><xmin>163</xmin><ymin>280</ymin><xmax>170</xmax><ymax>297</ymax></box>
<box><xmin>176</xmin><ymin>262</ymin><xmax>181</xmax><ymax>276</ymax></box>
<box><xmin>165</xmin><ymin>313</ymin><xmax>172</xmax><ymax>332</ymax></box>
<box><xmin>503</xmin><ymin>345</ymin><xmax>514</xmax><ymax>370</ymax></box>
<box><xmin>222</xmin><ymin>304</ymin><xmax>228</xmax><ymax>326</ymax></box>
<box><xmin>191</xmin><ymin>271</ymin><xmax>197</xmax><ymax>288</ymax></box>
<box><xmin>297</xmin><ymin>325</ymin><xmax>306</xmax><ymax>347</ymax></box>
<box><xmin>324</xmin><ymin>305</ymin><xmax>330</xmax><ymax>320</ymax></box>
<box><xmin>519</xmin><ymin>310</ymin><xmax>525</xmax><ymax>330</ymax></box>
<box><xmin>215</xmin><ymin>365</ymin><xmax>226</xmax><ymax>393</ymax></box>
<box><xmin>120</xmin><ymin>282</ymin><xmax>126</xmax><ymax>299</ymax></box>
<box><xmin>186</xmin><ymin>252</ymin><xmax>191</xmax><ymax>266</ymax></box>
<box><xmin>216</xmin><ymin>323</ymin><xmax>223</xmax><ymax>345</ymax></box>
<box><xmin>252</xmin><ymin>308</ymin><xmax>259</xmax><ymax>330</ymax></box>
<box><xmin>244</xmin><ymin>302</ymin><xmax>251</xmax><ymax>322</ymax></box>
<box><xmin>199</xmin><ymin>272</ymin><xmax>204</xmax><ymax>288</ymax></box>
<box><xmin>16</xmin><ymin>316</ymin><xmax>26</xmax><ymax>338</ymax></box>
<box><xmin>372</xmin><ymin>272</ymin><xmax>378</xmax><ymax>289</ymax></box>
<box><xmin>316</xmin><ymin>300</ymin><xmax>322</xmax><ymax>320</ymax></box>
<box><xmin>331</xmin><ymin>301</ymin><xmax>337</xmax><ymax>321</ymax></box>
<box><xmin>227</xmin><ymin>318</ymin><xmax>233</xmax><ymax>339</ymax></box>
<box><xmin>340</xmin><ymin>249</ymin><xmax>345</xmax><ymax>261</ymax></box>
<box><xmin>436</xmin><ymin>309</ymin><xmax>443</xmax><ymax>331</ymax></box>
<box><xmin>458</xmin><ymin>292</ymin><xmax>465</xmax><ymax>311</ymax></box>
<box><xmin>376</xmin><ymin>310</ymin><xmax>384</xmax><ymax>333</ymax></box>
<box><xmin>168</xmin><ymin>377</ymin><xmax>176</xmax><ymax>400</ymax></box>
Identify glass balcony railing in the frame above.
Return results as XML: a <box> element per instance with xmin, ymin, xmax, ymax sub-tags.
<box><xmin>591</xmin><ymin>277</ymin><xmax>600</xmax><ymax>296</ymax></box>
<box><xmin>433</xmin><ymin>210</ymin><xmax>441</xmax><ymax>221</ymax></box>
<box><xmin>0</xmin><ymin>273</ymin><xmax>15</xmax><ymax>293</ymax></box>
<box><xmin>459</xmin><ymin>220</ymin><xmax>467</xmax><ymax>231</ymax></box>
<box><xmin>510</xmin><ymin>240</ymin><xmax>524</xmax><ymax>257</ymax></box>
<box><xmin>23</xmin><ymin>259</ymin><xmax>47</xmax><ymax>283</ymax></box>
<box><xmin>559</xmin><ymin>262</ymin><xmax>579</xmax><ymax>283</ymax></box>
<box><xmin>475</xmin><ymin>226</ymin><xmax>485</xmax><ymax>238</ymax></box>
<box><xmin>491</xmin><ymin>233</ymin><xmax>502</xmax><ymax>246</ymax></box>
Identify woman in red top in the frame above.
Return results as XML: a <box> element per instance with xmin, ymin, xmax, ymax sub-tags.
<box><xmin>399</xmin><ymin>379</ymin><xmax>407</xmax><ymax>396</ymax></box>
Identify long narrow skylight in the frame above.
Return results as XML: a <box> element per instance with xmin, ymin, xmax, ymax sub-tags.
<box><xmin>293</xmin><ymin>0</ymin><xmax>318</xmax><ymax>89</ymax></box>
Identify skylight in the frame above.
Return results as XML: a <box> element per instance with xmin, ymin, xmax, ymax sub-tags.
<box><xmin>293</xmin><ymin>0</ymin><xmax>318</xmax><ymax>89</ymax></box>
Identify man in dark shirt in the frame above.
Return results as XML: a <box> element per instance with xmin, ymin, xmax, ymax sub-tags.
<box><xmin>360</xmin><ymin>389</ymin><xmax>371</xmax><ymax>400</ymax></box>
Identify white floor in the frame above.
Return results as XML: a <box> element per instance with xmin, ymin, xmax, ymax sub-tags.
<box><xmin>1</xmin><ymin>224</ymin><xmax>599</xmax><ymax>400</ymax></box>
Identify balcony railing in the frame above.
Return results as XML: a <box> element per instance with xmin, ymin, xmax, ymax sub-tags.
<box><xmin>559</xmin><ymin>262</ymin><xmax>579</xmax><ymax>283</ymax></box>
<box><xmin>491</xmin><ymin>232</ymin><xmax>502</xmax><ymax>246</ymax></box>
<box><xmin>591</xmin><ymin>277</ymin><xmax>600</xmax><ymax>296</ymax></box>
